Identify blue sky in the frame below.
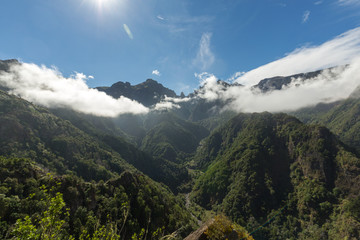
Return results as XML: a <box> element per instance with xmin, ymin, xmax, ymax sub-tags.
<box><xmin>1</xmin><ymin>0</ymin><xmax>360</xmax><ymax>94</ymax></box>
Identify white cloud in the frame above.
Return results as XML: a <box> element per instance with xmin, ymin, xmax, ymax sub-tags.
<box><xmin>227</xmin><ymin>71</ymin><xmax>245</xmax><ymax>83</ymax></box>
<box><xmin>157</xmin><ymin>15</ymin><xmax>165</xmax><ymax>20</ymax></box>
<box><xmin>152</xmin><ymin>69</ymin><xmax>161</xmax><ymax>76</ymax></box>
<box><xmin>153</xmin><ymin>101</ymin><xmax>180</xmax><ymax>111</ymax></box>
<box><xmin>88</xmin><ymin>75</ymin><xmax>94</xmax><ymax>79</ymax></box>
<box><xmin>0</xmin><ymin>62</ymin><xmax>149</xmax><ymax>117</ymax></box>
<box><xmin>236</xmin><ymin>27</ymin><xmax>360</xmax><ymax>86</ymax></box>
<box><xmin>302</xmin><ymin>10</ymin><xmax>310</xmax><ymax>23</ymax></box>
<box><xmin>193</xmin><ymin>33</ymin><xmax>215</xmax><ymax>71</ymax></box>
<box><xmin>123</xmin><ymin>24</ymin><xmax>133</xmax><ymax>39</ymax></box>
<box><xmin>197</xmin><ymin>60</ymin><xmax>360</xmax><ymax>113</ymax></box>
<box><xmin>314</xmin><ymin>1</ymin><xmax>323</xmax><ymax>5</ymax></box>
<box><xmin>152</xmin><ymin>95</ymin><xmax>192</xmax><ymax>111</ymax></box>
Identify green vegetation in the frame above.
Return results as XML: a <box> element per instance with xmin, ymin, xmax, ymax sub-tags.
<box><xmin>191</xmin><ymin>112</ymin><xmax>360</xmax><ymax>239</ymax></box>
<box><xmin>2</xmin><ymin>86</ymin><xmax>360</xmax><ymax>239</ymax></box>
<box><xmin>292</xmin><ymin>98</ymin><xmax>360</xmax><ymax>153</ymax></box>
<box><xmin>0</xmin><ymin>157</ymin><xmax>195</xmax><ymax>239</ymax></box>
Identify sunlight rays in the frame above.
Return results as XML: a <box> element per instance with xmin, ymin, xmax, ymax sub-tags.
<box><xmin>82</xmin><ymin>0</ymin><xmax>125</xmax><ymax>16</ymax></box>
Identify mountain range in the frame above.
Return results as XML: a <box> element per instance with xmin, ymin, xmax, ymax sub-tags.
<box><xmin>0</xmin><ymin>59</ymin><xmax>359</xmax><ymax>239</ymax></box>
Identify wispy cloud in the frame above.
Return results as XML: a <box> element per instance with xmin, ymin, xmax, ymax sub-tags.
<box><xmin>193</xmin><ymin>33</ymin><xmax>215</xmax><ymax>71</ymax></box>
<box><xmin>338</xmin><ymin>0</ymin><xmax>360</xmax><ymax>6</ymax></box>
<box><xmin>123</xmin><ymin>24</ymin><xmax>133</xmax><ymax>39</ymax></box>
<box><xmin>235</xmin><ymin>27</ymin><xmax>360</xmax><ymax>86</ymax></box>
<box><xmin>227</xmin><ymin>72</ymin><xmax>245</xmax><ymax>83</ymax></box>
<box><xmin>153</xmin><ymin>101</ymin><xmax>180</xmax><ymax>111</ymax></box>
<box><xmin>153</xmin><ymin>95</ymin><xmax>191</xmax><ymax>111</ymax></box>
<box><xmin>0</xmin><ymin>62</ymin><xmax>148</xmax><ymax>117</ymax></box>
<box><xmin>302</xmin><ymin>10</ymin><xmax>311</xmax><ymax>23</ymax></box>
<box><xmin>152</xmin><ymin>69</ymin><xmax>161</xmax><ymax>76</ymax></box>
<box><xmin>314</xmin><ymin>1</ymin><xmax>323</xmax><ymax>5</ymax></box>
<box><xmin>160</xmin><ymin>15</ymin><xmax>214</xmax><ymax>34</ymax></box>
<box><xmin>157</xmin><ymin>15</ymin><xmax>165</xmax><ymax>21</ymax></box>
<box><xmin>176</xmin><ymin>82</ymin><xmax>191</xmax><ymax>93</ymax></box>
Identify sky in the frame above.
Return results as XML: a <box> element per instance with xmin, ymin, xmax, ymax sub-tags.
<box><xmin>1</xmin><ymin>0</ymin><xmax>360</xmax><ymax>95</ymax></box>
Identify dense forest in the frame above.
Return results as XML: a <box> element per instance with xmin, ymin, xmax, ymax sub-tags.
<box><xmin>1</xmin><ymin>60</ymin><xmax>360</xmax><ymax>239</ymax></box>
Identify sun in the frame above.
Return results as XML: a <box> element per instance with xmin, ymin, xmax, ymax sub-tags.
<box><xmin>96</xmin><ymin>0</ymin><xmax>111</xmax><ymax>7</ymax></box>
<box><xmin>86</xmin><ymin>0</ymin><xmax>117</xmax><ymax>13</ymax></box>
<box><xmin>94</xmin><ymin>0</ymin><xmax>113</xmax><ymax>9</ymax></box>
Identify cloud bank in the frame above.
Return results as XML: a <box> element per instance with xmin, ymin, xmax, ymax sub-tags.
<box><xmin>236</xmin><ymin>27</ymin><xmax>360</xmax><ymax>85</ymax></box>
<box><xmin>0</xmin><ymin>62</ymin><xmax>149</xmax><ymax>117</ymax></box>
<box><xmin>196</xmin><ymin>58</ymin><xmax>360</xmax><ymax>113</ymax></box>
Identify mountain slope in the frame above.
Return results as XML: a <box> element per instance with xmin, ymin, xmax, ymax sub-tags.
<box><xmin>141</xmin><ymin>112</ymin><xmax>209</xmax><ymax>162</ymax></box>
<box><xmin>0</xmin><ymin>90</ymin><xmax>197</xmax><ymax>239</ymax></box>
<box><xmin>0</xmin><ymin>90</ymin><xmax>132</xmax><ymax>181</ymax></box>
<box><xmin>0</xmin><ymin>157</ymin><xmax>195</xmax><ymax>239</ymax></box>
<box><xmin>191</xmin><ymin>112</ymin><xmax>360</xmax><ymax>239</ymax></box>
<box><xmin>50</xmin><ymin>109</ymin><xmax>202</xmax><ymax>192</ymax></box>
<box><xmin>292</xmin><ymin>98</ymin><xmax>360</xmax><ymax>153</ymax></box>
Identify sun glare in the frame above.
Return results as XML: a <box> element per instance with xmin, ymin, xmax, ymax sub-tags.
<box><xmin>86</xmin><ymin>0</ymin><xmax>118</xmax><ymax>13</ymax></box>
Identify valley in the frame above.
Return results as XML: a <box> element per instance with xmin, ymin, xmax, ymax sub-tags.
<box><xmin>0</xmin><ymin>59</ymin><xmax>360</xmax><ymax>239</ymax></box>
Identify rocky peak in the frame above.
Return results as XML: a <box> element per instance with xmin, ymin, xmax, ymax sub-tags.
<box><xmin>97</xmin><ymin>79</ymin><xmax>178</xmax><ymax>107</ymax></box>
<box><xmin>0</xmin><ymin>59</ymin><xmax>19</xmax><ymax>72</ymax></box>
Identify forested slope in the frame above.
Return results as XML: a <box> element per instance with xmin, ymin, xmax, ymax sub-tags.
<box><xmin>191</xmin><ymin>112</ymin><xmax>360</xmax><ymax>239</ymax></box>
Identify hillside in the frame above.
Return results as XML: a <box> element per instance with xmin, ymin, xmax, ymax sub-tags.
<box><xmin>0</xmin><ymin>90</ymin><xmax>196</xmax><ymax>239</ymax></box>
<box><xmin>1</xmin><ymin>60</ymin><xmax>360</xmax><ymax>239</ymax></box>
<box><xmin>191</xmin><ymin>112</ymin><xmax>360</xmax><ymax>239</ymax></box>
<box><xmin>0</xmin><ymin>157</ymin><xmax>195</xmax><ymax>239</ymax></box>
<box><xmin>292</xmin><ymin>97</ymin><xmax>360</xmax><ymax>153</ymax></box>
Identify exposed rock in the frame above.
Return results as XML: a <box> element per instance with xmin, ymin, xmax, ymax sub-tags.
<box><xmin>97</xmin><ymin>78</ymin><xmax>177</xmax><ymax>106</ymax></box>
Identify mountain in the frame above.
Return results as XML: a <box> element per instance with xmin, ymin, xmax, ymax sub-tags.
<box><xmin>96</xmin><ymin>79</ymin><xmax>177</xmax><ymax>107</ymax></box>
<box><xmin>1</xmin><ymin>58</ymin><xmax>360</xmax><ymax>239</ymax></box>
<box><xmin>141</xmin><ymin>112</ymin><xmax>209</xmax><ymax>162</ymax></box>
<box><xmin>0</xmin><ymin>90</ymin><xmax>196</xmax><ymax>239</ymax></box>
<box><xmin>49</xmin><ymin>108</ymin><xmax>208</xmax><ymax>193</ymax></box>
<box><xmin>253</xmin><ymin>66</ymin><xmax>345</xmax><ymax>92</ymax></box>
<box><xmin>292</xmin><ymin>97</ymin><xmax>360</xmax><ymax>153</ymax></box>
<box><xmin>0</xmin><ymin>89</ymin><xmax>136</xmax><ymax>181</ymax></box>
<box><xmin>191</xmin><ymin>112</ymin><xmax>360</xmax><ymax>239</ymax></box>
<box><xmin>0</xmin><ymin>59</ymin><xmax>19</xmax><ymax>91</ymax></box>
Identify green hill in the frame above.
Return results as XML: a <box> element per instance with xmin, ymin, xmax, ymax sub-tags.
<box><xmin>292</xmin><ymin>98</ymin><xmax>360</xmax><ymax>153</ymax></box>
<box><xmin>191</xmin><ymin>112</ymin><xmax>360</xmax><ymax>239</ymax></box>
<box><xmin>0</xmin><ymin>157</ymin><xmax>195</xmax><ymax>239</ymax></box>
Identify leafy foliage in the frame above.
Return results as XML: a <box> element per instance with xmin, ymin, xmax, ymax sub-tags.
<box><xmin>192</xmin><ymin>112</ymin><xmax>360</xmax><ymax>239</ymax></box>
<box><xmin>0</xmin><ymin>157</ymin><xmax>195</xmax><ymax>239</ymax></box>
<box><xmin>204</xmin><ymin>215</ymin><xmax>253</xmax><ymax>240</ymax></box>
<box><xmin>293</xmin><ymin>98</ymin><xmax>360</xmax><ymax>153</ymax></box>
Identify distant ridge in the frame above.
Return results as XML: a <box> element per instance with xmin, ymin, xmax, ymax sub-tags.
<box><xmin>253</xmin><ymin>66</ymin><xmax>346</xmax><ymax>92</ymax></box>
<box><xmin>97</xmin><ymin>78</ymin><xmax>177</xmax><ymax>106</ymax></box>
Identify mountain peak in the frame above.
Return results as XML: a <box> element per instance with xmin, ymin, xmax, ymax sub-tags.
<box><xmin>145</xmin><ymin>78</ymin><xmax>157</xmax><ymax>83</ymax></box>
<box><xmin>0</xmin><ymin>59</ymin><xmax>19</xmax><ymax>72</ymax></box>
<box><xmin>97</xmin><ymin>79</ymin><xmax>177</xmax><ymax>106</ymax></box>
